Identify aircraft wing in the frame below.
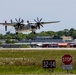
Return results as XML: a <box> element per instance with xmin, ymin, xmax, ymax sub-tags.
<box><xmin>30</xmin><ymin>21</ymin><xmax>60</xmax><ymax>25</ymax></box>
<box><xmin>40</xmin><ymin>21</ymin><xmax>60</xmax><ymax>25</ymax></box>
<box><xmin>0</xmin><ymin>23</ymin><xmax>16</xmax><ymax>26</ymax></box>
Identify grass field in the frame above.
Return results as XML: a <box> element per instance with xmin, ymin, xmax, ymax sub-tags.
<box><xmin>0</xmin><ymin>49</ymin><xmax>76</xmax><ymax>74</ymax></box>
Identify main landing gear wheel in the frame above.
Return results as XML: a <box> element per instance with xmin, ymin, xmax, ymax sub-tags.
<box><xmin>16</xmin><ymin>32</ymin><xmax>18</xmax><ymax>35</ymax></box>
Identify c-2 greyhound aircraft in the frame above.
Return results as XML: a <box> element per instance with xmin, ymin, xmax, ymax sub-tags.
<box><xmin>0</xmin><ymin>17</ymin><xmax>60</xmax><ymax>34</ymax></box>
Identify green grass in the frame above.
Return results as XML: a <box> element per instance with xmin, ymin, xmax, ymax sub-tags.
<box><xmin>0</xmin><ymin>49</ymin><xmax>76</xmax><ymax>74</ymax></box>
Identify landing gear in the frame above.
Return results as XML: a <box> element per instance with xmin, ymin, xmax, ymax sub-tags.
<box><xmin>33</xmin><ymin>32</ymin><xmax>36</xmax><ymax>34</ymax></box>
<box><xmin>32</xmin><ymin>31</ymin><xmax>36</xmax><ymax>34</ymax></box>
<box><xmin>16</xmin><ymin>32</ymin><xmax>18</xmax><ymax>35</ymax></box>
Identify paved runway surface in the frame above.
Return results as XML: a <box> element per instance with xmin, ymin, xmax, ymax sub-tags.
<box><xmin>0</xmin><ymin>48</ymin><xmax>76</xmax><ymax>50</ymax></box>
<box><xmin>1</xmin><ymin>74</ymin><xmax>76</xmax><ymax>75</ymax></box>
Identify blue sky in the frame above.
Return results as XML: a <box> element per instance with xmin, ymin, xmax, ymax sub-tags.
<box><xmin>0</xmin><ymin>0</ymin><xmax>76</xmax><ymax>34</ymax></box>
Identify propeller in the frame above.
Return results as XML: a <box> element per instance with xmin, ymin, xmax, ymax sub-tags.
<box><xmin>34</xmin><ymin>17</ymin><xmax>43</xmax><ymax>29</ymax></box>
<box><xmin>11</xmin><ymin>18</ymin><xmax>24</xmax><ymax>29</ymax></box>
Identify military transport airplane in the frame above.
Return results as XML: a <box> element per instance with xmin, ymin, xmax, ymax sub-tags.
<box><xmin>0</xmin><ymin>17</ymin><xmax>60</xmax><ymax>34</ymax></box>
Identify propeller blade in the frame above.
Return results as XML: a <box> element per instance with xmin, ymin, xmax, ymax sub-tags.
<box><xmin>34</xmin><ymin>19</ymin><xmax>37</xmax><ymax>22</ymax></box>
<box><xmin>34</xmin><ymin>17</ymin><xmax>44</xmax><ymax>29</ymax></box>
<box><xmin>19</xmin><ymin>18</ymin><xmax>21</xmax><ymax>23</ymax></box>
<box><xmin>40</xmin><ymin>24</ymin><xmax>43</xmax><ymax>27</ymax></box>
<box><xmin>21</xmin><ymin>19</ymin><xmax>24</xmax><ymax>23</ymax></box>
<box><xmin>37</xmin><ymin>17</ymin><xmax>39</xmax><ymax>22</ymax></box>
<box><xmin>15</xmin><ymin>18</ymin><xmax>18</xmax><ymax>22</ymax></box>
<box><xmin>40</xmin><ymin>18</ymin><xmax>42</xmax><ymax>22</ymax></box>
<box><xmin>38</xmin><ymin>26</ymin><xmax>40</xmax><ymax>29</ymax></box>
<box><xmin>37</xmin><ymin>25</ymin><xmax>40</xmax><ymax>29</ymax></box>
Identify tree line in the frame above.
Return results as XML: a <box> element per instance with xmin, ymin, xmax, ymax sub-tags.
<box><xmin>0</xmin><ymin>28</ymin><xmax>76</xmax><ymax>41</ymax></box>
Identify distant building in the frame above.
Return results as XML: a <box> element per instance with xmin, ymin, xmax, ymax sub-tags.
<box><xmin>61</xmin><ymin>36</ymin><xmax>73</xmax><ymax>41</ymax></box>
<box><xmin>57</xmin><ymin>43</ymin><xmax>70</xmax><ymax>48</ymax></box>
<box><xmin>0</xmin><ymin>36</ymin><xmax>76</xmax><ymax>48</ymax></box>
<box><xmin>18</xmin><ymin>36</ymin><xmax>64</xmax><ymax>44</ymax></box>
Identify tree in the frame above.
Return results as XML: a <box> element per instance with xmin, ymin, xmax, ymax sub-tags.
<box><xmin>0</xmin><ymin>41</ymin><xmax>2</xmax><ymax>44</ymax></box>
<box><xmin>53</xmin><ymin>34</ymin><xmax>61</xmax><ymax>39</ymax></box>
<box><xmin>71</xmin><ymin>30</ymin><xmax>76</xmax><ymax>39</ymax></box>
<box><xmin>4</xmin><ymin>35</ymin><xmax>12</xmax><ymax>39</ymax></box>
<box><xmin>38</xmin><ymin>31</ymin><xmax>48</xmax><ymax>36</ymax></box>
<box><xmin>69</xmin><ymin>28</ymin><xmax>75</xmax><ymax>36</ymax></box>
<box><xmin>46</xmin><ymin>31</ymin><xmax>55</xmax><ymax>36</ymax></box>
<box><xmin>5</xmin><ymin>39</ymin><xmax>12</xmax><ymax>43</ymax></box>
<box><xmin>57</xmin><ymin>31</ymin><xmax>64</xmax><ymax>36</ymax></box>
<box><xmin>5</xmin><ymin>39</ymin><xmax>16</xmax><ymax>44</ymax></box>
<box><xmin>63</xmin><ymin>29</ymin><xmax>69</xmax><ymax>36</ymax></box>
<box><xmin>0</xmin><ymin>34</ymin><xmax>4</xmax><ymax>39</ymax></box>
<box><xmin>15</xmin><ymin>33</ymin><xmax>26</xmax><ymax>40</ymax></box>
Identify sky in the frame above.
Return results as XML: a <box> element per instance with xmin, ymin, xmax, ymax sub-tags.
<box><xmin>0</xmin><ymin>0</ymin><xmax>76</xmax><ymax>34</ymax></box>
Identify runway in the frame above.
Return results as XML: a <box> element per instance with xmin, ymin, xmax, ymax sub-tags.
<box><xmin>0</xmin><ymin>48</ymin><xmax>76</xmax><ymax>50</ymax></box>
